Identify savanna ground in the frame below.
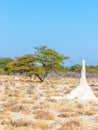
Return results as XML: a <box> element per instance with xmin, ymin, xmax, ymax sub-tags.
<box><xmin>0</xmin><ymin>75</ymin><xmax>98</xmax><ymax>130</ymax></box>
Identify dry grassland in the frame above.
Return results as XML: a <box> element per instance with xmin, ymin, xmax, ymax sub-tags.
<box><xmin>0</xmin><ymin>75</ymin><xmax>98</xmax><ymax>130</ymax></box>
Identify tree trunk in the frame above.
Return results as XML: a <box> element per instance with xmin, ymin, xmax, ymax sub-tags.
<box><xmin>36</xmin><ymin>74</ymin><xmax>44</xmax><ymax>82</ymax></box>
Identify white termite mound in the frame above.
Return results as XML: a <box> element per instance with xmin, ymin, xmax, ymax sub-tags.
<box><xmin>67</xmin><ymin>59</ymin><xmax>96</xmax><ymax>100</ymax></box>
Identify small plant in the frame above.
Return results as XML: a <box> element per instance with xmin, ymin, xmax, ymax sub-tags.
<box><xmin>11</xmin><ymin>104</ymin><xmax>32</xmax><ymax>114</ymax></box>
<box><xmin>58</xmin><ymin>119</ymin><xmax>87</xmax><ymax>130</ymax></box>
<box><xmin>37</xmin><ymin>120</ymin><xmax>51</xmax><ymax>130</ymax></box>
<box><xmin>34</xmin><ymin>109</ymin><xmax>54</xmax><ymax>120</ymax></box>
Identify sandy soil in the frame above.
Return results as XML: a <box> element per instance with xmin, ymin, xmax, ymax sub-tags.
<box><xmin>0</xmin><ymin>75</ymin><xmax>98</xmax><ymax>130</ymax></box>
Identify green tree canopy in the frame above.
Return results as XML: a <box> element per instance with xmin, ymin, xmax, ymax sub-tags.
<box><xmin>70</xmin><ymin>64</ymin><xmax>81</xmax><ymax>72</ymax></box>
<box><xmin>5</xmin><ymin>46</ymin><xmax>69</xmax><ymax>81</ymax></box>
<box><xmin>5</xmin><ymin>54</ymin><xmax>37</xmax><ymax>75</ymax></box>
<box><xmin>86</xmin><ymin>65</ymin><xmax>98</xmax><ymax>73</ymax></box>
<box><xmin>34</xmin><ymin>46</ymin><xmax>69</xmax><ymax>81</ymax></box>
<box><xmin>0</xmin><ymin>57</ymin><xmax>13</xmax><ymax>73</ymax></box>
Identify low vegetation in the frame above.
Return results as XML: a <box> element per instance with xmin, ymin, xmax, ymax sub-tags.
<box><xmin>1</xmin><ymin>46</ymin><xmax>69</xmax><ymax>82</ymax></box>
<box><xmin>0</xmin><ymin>75</ymin><xmax>98</xmax><ymax>130</ymax></box>
<box><xmin>0</xmin><ymin>46</ymin><xmax>98</xmax><ymax>83</ymax></box>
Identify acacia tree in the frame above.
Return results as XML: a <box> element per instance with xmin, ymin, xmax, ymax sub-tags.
<box><xmin>34</xmin><ymin>46</ymin><xmax>69</xmax><ymax>81</ymax></box>
<box><xmin>0</xmin><ymin>57</ymin><xmax>13</xmax><ymax>73</ymax></box>
<box><xmin>70</xmin><ymin>64</ymin><xmax>81</xmax><ymax>72</ymax></box>
<box><xmin>5</xmin><ymin>54</ymin><xmax>37</xmax><ymax>76</ymax></box>
<box><xmin>6</xmin><ymin>46</ymin><xmax>69</xmax><ymax>82</ymax></box>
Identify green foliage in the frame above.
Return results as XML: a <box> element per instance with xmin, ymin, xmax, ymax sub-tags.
<box><xmin>70</xmin><ymin>64</ymin><xmax>81</xmax><ymax>72</ymax></box>
<box><xmin>5</xmin><ymin>46</ymin><xmax>69</xmax><ymax>81</ymax></box>
<box><xmin>0</xmin><ymin>57</ymin><xmax>13</xmax><ymax>73</ymax></box>
<box><xmin>69</xmin><ymin>64</ymin><xmax>98</xmax><ymax>73</ymax></box>
<box><xmin>34</xmin><ymin>46</ymin><xmax>69</xmax><ymax>81</ymax></box>
<box><xmin>1</xmin><ymin>46</ymin><xmax>98</xmax><ymax>81</ymax></box>
<box><xmin>5</xmin><ymin>54</ymin><xmax>37</xmax><ymax>75</ymax></box>
<box><xmin>86</xmin><ymin>65</ymin><xmax>98</xmax><ymax>73</ymax></box>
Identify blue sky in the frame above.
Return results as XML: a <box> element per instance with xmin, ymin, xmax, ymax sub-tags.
<box><xmin>0</xmin><ymin>0</ymin><xmax>98</xmax><ymax>66</ymax></box>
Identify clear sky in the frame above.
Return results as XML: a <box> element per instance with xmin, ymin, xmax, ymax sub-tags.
<box><xmin>0</xmin><ymin>0</ymin><xmax>98</xmax><ymax>66</ymax></box>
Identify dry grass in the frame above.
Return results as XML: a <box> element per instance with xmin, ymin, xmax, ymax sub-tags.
<box><xmin>0</xmin><ymin>75</ymin><xmax>98</xmax><ymax>130</ymax></box>
<box><xmin>93</xmin><ymin>128</ymin><xmax>98</xmax><ymax>130</ymax></box>
<box><xmin>95</xmin><ymin>92</ymin><xmax>98</xmax><ymax>97</ymax></box>
<box><xmin>58</xmin><ymin>112</ymin><xmax>78</xmax><ymax>118</ymax></box>
<box><xmin>36</xmin><ymin>120</ymin><xmax>52</xmax><ymax>130</ymax></box>
<box><xmin>10</xmin><ymin>104</ymin><xmax>32</xmax><ymax>114</ymax></box>
<box><xmin>58</xmin><ymin>119</ymin><xmax>87</xmax><ymax>130</ymax></box>
<box><xmin>4</xmin><ymin>118</ymin><xmax>39</xmax><ymax>130</ymax></box>
<box><xmin>34</xmin><ymin>109</ymin><xmax>54</xmax><ymax>120</ymax></box>
<box><xmin>95</xmin><ymin>116</ymin><xmax>98</xmax><ymax>123</ymax></box>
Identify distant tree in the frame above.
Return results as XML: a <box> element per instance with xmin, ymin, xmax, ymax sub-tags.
<box><xmin>0</xmin><ymin>57</ymin><xmax>13</xmax><ymax>73</ymax></box>
<box><xmin>86</xmin><ymin>65</ymin><xmax>98</xmax><ymax>73</ymax></box>
<box><xmin>5</xmin><ymin>46</ymin><xmax>69</xmax><ymax>82</ymax></box>
<box><xmin>5</xmin><ymin>54</ymin><xmax>37</xmax><ymax>76</ymax></box>
<box><xmin>70</xmin><ymin>64</ymin><xmax>81</xmax><ymax>72</ymax></box>
<box><xmin>34</xmin><ymin>46</ymin><xmax>69</xmax><ymax>81</ymax></box>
